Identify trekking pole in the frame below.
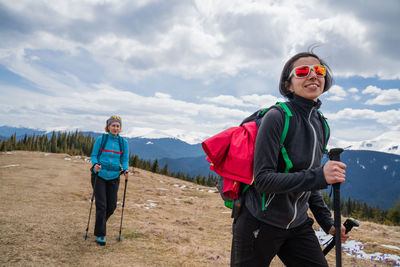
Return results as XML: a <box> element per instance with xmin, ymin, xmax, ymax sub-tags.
<box><xmin>323</xmin><ymin>218</ymin><xmax>359</xmax><ymax>255</ymax></box>
<box><xmin>84</xmin><ymin>172</ymin><xmax>98</xmax><ymax>240</ymax></box>
<box><xmin>328</xmin><ymin>148</ymin><xmax>344</xmax><ymax>267</ymax></box>
<box><xmin>117</xmin><ymin>172</ymin><xmax>128</xmax><ymax>242</ymax></box>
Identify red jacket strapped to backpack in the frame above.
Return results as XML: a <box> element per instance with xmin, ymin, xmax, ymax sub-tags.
<box><xmin>202</xmin><ymin>121</ymin><xmax>257</xmax><ymax>199</ymax></box>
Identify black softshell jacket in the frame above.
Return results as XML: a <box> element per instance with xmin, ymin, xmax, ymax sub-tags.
<box><xmin>244</xmin><ymin>94</ymin><xmax>334</xmax><ymax>233</ymax></box>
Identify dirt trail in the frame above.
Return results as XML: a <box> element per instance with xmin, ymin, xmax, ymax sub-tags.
<box><xmin>0</xmin><ymin>151</ymin><xmax>398</xmax><ymax>266</ymax></box>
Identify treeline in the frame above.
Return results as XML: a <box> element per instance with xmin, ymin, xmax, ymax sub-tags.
<box><xmin>1</xmin><ymin>132</ymin><xmax>93</xmax><ymax>156</ymax></box>
<box><xmin>322</xmin><ymin>193</ymin><xmax>400</xmax><ymax>226</ymax></box>
<box><xmin>0</xmin><ymin>131</ymin><xmax>218</xmax><ymax>187</ymax></box>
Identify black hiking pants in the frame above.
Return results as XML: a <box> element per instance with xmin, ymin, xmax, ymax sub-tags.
<box><xmin>231</xmin><ymin>205</ymin><xmax>328</xmax><ymax>267</ymax></box>
<box><xmin>91</xmin><ymin>173</ymin><xmax>120</xmax><ymax>237</ymax></box>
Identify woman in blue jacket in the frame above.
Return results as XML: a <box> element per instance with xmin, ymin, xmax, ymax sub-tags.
<box><xmin>91</xmin><ymin>115</ymin><xmax>129</xmax><ymax>246</ymax></box>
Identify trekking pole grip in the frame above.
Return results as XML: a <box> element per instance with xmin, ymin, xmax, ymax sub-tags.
<box><xmin>328</xmin><ymin>148</ymin><xmax>343</xmax><ymax>161</ymax></box>
<box><xmin>323</xmin><ymin>217</ymin><xmax>359</xmax><ymax>255</ymax></box>
<box><xmin>328</xmin><ymin>148</ymin><xmax>344</xmax><ymax>267</ymax></box>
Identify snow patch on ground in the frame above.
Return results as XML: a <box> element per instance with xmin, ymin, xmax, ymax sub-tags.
<box><xmin>382</xmin><ymin>244</ymin><xmax>400</xmax><ymax>250</ymax></box>
<box><xmin>135</xmin><ymin>202</ymin><xmax>157</xmax><ymax>210</ymax></box>
<box><xmin>315</xmin><ymin>229</ymin><xmax>400</xmax><ymax>266</ymax></box>
<box><xmin>1</xmin><ymin>164</ymin><xmax>20</xmax><ymax>168</ymax></box>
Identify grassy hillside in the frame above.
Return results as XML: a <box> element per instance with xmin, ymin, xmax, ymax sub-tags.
<box><xmin>1</xmin><ymin>151</ymin><xmax>399</xmax><ymax>266</ymax></box>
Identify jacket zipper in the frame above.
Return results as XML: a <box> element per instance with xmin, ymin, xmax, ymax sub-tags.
<box><xmin>108</xmin><ymin>137</ymin><xmax>115</xmax><ymax>178</ymax></box>
<box><xmin>285</xmin><ymin>108</ymin><xmax>317</xmax><ymax>229</ymax></box>
<box><xmin>307</xmin><ymin>107</ymin><xmax>317</xmax><ymax>170</ymax></box>
<box><xmin>286</xmin><ymin>191</ymin><xmax>305</xmax><ymax>229</ymax></box>
<box><xmin>265</xmin><ymin>193</ymin><xmax>275</xmax><ymax>209</ymax></box>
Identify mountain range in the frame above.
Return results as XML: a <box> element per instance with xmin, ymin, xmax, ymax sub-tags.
<box><xmin>1</xmin><ymin>125</ymin><xmax>399</xmax><ymax>210</ymax></box>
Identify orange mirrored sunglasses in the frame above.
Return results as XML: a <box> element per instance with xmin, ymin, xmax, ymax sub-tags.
<box><xmin>289</xmin><ymin>64</ymin><xmax>326</xmax><ymax>78</ymax></box>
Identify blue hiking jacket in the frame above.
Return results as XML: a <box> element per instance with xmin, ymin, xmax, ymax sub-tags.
<box><xmin>91</xmin><ymin>133</ymin><xmax>129</xmax><ymax>180</ymax></box>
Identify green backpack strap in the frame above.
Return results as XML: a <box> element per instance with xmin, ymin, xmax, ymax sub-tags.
<box><xmin>262</xmin><ymin>102</ymin><xmax>293</xmax><ymax>211</ymax></box>
<box><xmin>276</xmin><ymin>102</ymin><xmax>293</xmax><ymax>173</ymax></box>
<box><xmin>318</xmin><ymin>111</ymin><xmax>330</xmax><ymax>154</ymax></box>
<box><xmin>318</xmin><ymin>110</ymin><xmax>330</xmax><ymax>154</ymax></box>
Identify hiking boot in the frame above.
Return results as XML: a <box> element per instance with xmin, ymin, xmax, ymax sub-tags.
<box><xmin>97</xmin><ymin>236</ymin><xmax>106</xmax><ymax>246</ymax></box>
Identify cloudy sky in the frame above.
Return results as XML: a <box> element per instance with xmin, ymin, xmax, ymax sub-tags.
<box><xmin>0</xmin><ymin>0</ymin><xmax>399</xmax><ymax>145</ymax></box>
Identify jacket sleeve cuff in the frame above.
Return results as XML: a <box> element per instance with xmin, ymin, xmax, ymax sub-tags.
<box><xmin>322</xmin><ymin>220</ymin><xmax>334</xmax><ymax>234</ymax></box>
<box><xmin>316</xmin><ymin>167</ymin><xmax>329</xmax><ymax>189</ymax></box>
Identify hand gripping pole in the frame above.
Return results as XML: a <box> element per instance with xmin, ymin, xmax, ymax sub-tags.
<box><xmin>323</xmin><ymin>217</ymin><xmax>359</xmax><ymax>255</ymax></box>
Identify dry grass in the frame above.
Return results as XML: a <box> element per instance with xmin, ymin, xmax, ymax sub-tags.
<box><xmin>0</xmin><ymin>151</ymin><xmax>399</xmax><ymax>266</ymax></box>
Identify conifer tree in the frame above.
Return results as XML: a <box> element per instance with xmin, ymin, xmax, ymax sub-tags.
<box><xmin>386</xmin><ymin>198</ymin><xmax>400</xmax><ymax>225</ymax></box>
<box><xmin>50</xmin><ymin>132</ymin><xmax>57</xmax><ymax>153</ymax></box>
<box><xmin>130</xmin><ymin>155</ymin><xmax>138</xmax><ymax>167</ymax></box>
<box><xmin>151</xmin><ymin>159</ymin><xmax>159</xmax><ymax>173</ymax></box>
<box><xmin>160</xmin><ymin>163</ymin><xmax>169</xmax><ymax>175</ymax></box>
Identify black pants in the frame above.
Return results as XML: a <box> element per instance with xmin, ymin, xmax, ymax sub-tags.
<box><xmin>231</xmin><ymin>206</ymin><xmax>328</xmax><ymax>267</ymax></box>
<box><xmin>91</xmin><ymin>173</ymin><xmax>120</xmax><ymax>237</ymax></box>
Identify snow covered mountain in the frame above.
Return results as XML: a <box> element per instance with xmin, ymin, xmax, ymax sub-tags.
<box><xmin>329</xmin><ymin>130</ymin><xmax>399</xmax><ymax>155</ymax></box>
<box><xmin>321</xmin><ymin>150</ymin><xmax>400</xmax><ymax>210</ymax></box>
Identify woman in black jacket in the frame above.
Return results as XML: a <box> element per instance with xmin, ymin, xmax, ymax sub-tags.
<box><xmin>231</xmin><ymin>52</ymin><xmax>349</xmax><ymax>266</ymax></box>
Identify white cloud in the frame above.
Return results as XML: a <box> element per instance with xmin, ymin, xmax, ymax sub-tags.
<box><xmin>362</xmin><ymin>85</ymin><xmax>382</xmax><ymax>95</ymax></box>
<box><xmin>240</xmin><ymin>94</ymin><xmax>285</xmax><ymax>109</ymax></box>
<box><xmin>362</xmin><ymin>86</ymin><xmax>400</xmax><ymax>105</ymax></box>
<box><xmin>203</xmin><ymin>95</ymin><xmax>249</xmax><ymax>107</ymax></box>
<box><xmin>154</xmin><ymin>92</ymin><xmax>172</xmax><ymax>99</ymax></box>
<box><xmin>348</xmin><ymin>87</ymin><xmax>359</xmax><ymax>93</ymax></box>
<box><xmin>327</xmin><ymin>96</ymin><xmax>344</xmax><ymax>101</ymax></box>
<box><xmin>202</xmin><ymin>94</ymin><xmax>284</xmax><ymax>108</ymax></box>
<box><xmin>326</xmin><ymin>85</ymin><xmax>347</xmax><ymax>101</ymax></box>
<box><xmin>326</xmin><ymin>108</ymin><xmax>400</xmax><ymax>125</ymax></box>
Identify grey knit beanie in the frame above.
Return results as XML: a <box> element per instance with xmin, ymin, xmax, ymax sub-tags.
<box><xmin>107</xmin><ymin>115</ymin><xmax>121</xmax><ymax>127</ymax></box>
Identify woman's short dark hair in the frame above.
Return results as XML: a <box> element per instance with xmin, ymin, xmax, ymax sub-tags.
<box><xmin>279</xmin><ymin>52</ymin><xmax>333</xmax><ymax>98</ymax></box>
